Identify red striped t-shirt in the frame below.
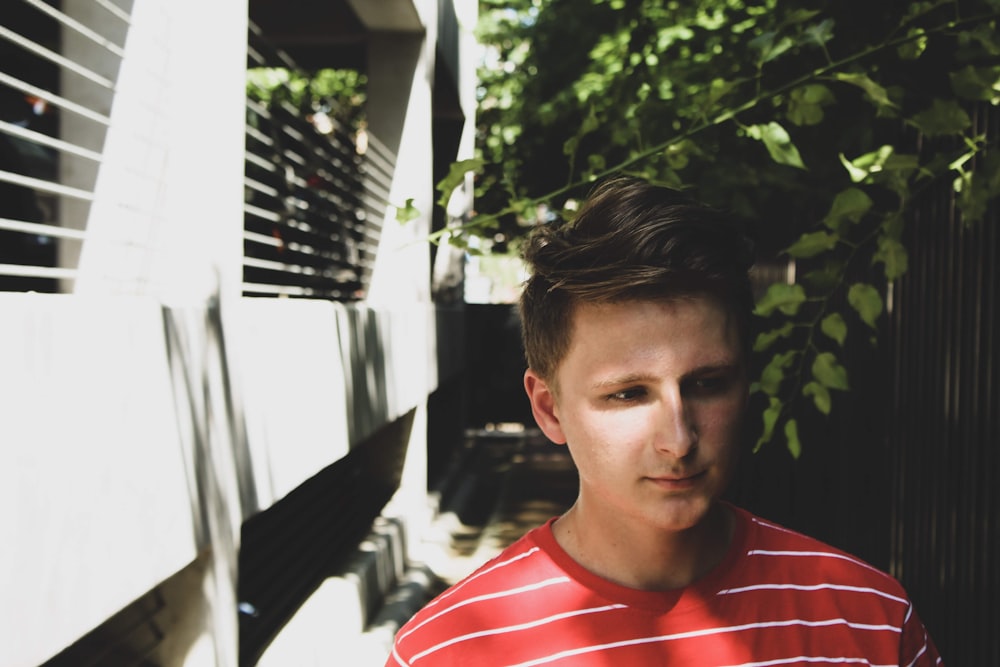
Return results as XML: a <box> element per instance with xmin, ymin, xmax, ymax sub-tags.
<box><xmin>387</xmin><ymin>506</ymin><xmax>942</xmax><ymax>667</ymax></box>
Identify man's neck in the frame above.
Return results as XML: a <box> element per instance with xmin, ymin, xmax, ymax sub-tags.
<box><xmin>552</xmin><ymin>501</ymin><xmax>735</xmax><ymax>591</ymax></box>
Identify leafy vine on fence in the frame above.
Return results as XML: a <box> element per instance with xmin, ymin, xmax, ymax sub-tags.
<box><xmin>438</xmin><ymin>0</ymin><xmax>1000</xmax><ymax>457</ymax></box>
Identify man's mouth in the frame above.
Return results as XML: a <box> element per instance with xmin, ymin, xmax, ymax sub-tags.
<box><xmin>646</xmin><ymin>470</ymin><xmax>707</xmax><ymax>489</ymax></box>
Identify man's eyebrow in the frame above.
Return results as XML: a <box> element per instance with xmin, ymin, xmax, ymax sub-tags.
<box><xmin>590</xmin><ymin>362</ymin><xmax>742</xmax><ymax>390</ymax></box>
<box><xmin>590</xmin><ymin>373</ymin><xmax>658</xmax><ymax>390</ymax></box>
<box><xmin>684</xmin><ymin>361</ymin><xmax>743</xmax><ymax>377</ymax></box>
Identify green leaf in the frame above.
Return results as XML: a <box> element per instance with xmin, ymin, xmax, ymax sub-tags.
<box><xmin>801</xmin><ymin>260</ymin><xmax>845</xmax><ymax>291</ymax></box>
<box><xmin>955</xmin><ymin>152</ymin><xmax>1000</xmax><ymax>224</ymax></box>
<box><xmin>804</xmin><ymin>19</ymin><xmax>835</xmax><ymax>47</ymax></box>
<box><xmin>784</xmin><ymin>419</ymin><xmax>802</xmax><ymax>459</ymax></box>
<box><xmin>786</xmin><ymin>230</ymin><xmax>838</xmax><ymax>258</ymax></box>
<box><xmin>812</xmin><ymin>352</ymin><xmax>850</xmax><ymax>391</ymax></box>
<box><xmin>759</xmin><ymin>349</ymin><xmax>797</xmax><ymax>396</ymax></box>
<box><xmin>803</xmin><ymin>381</ymin><xmax>832</xmax><ymax>415</ymax></box>
<box><xmin>755</xmin><ymin>397</ymin><xmax>784</xmax><ymax>452</ymax></box>
<box><xmin>749</xmin><ymin>122</ymin><xmax>806</xmax><ymax>169</ymax></box>
<box><xmin>750</xmin><ymin>31</ymin><xmax>795</xmax><ymax>64</ymax></box>
<box><xmin>950</xmin><ymin>65</ymin><xmax>1000</xmax><ymax>102</ymax></box>
<box><xmin>834</xmin><ymin>72</ymin><xmax>897</xmax><ymax>109</ymax></box>
<box><xmin>787</xmin><ymin>84</ymin><xmax>835</xmax><ymax>126</ymax></box>
<box><xmin>820</xmin><ymin>313</ymin><xmax>848</xmax><ymax>346</ymax></box>
<box><xmin>848</xmin><ymin>283</ymin><xmax>883</xmax><ymax>329</ymax></box>
<box><xmin>839</xmin><ymin>153</ymin><xmax>869</xmax><ymax>183</ymax></box>
<box><xmin>664</xmin><ymin>140</ymin><xmax>693</xmax><ymax>170</ymax></box>
<box><xmin>395</xmin><ymin>198</ymin><xmax>421</xmax><ymax>224</ymax></box>
<box><xmin>755</xmin><ymin>283</ymin><xmax>807</xmax><ymax>317</ymax></box>
<box><xmin>753</xmin><ymin>323</ymin><xmax>795</xmax><ymax>352</ymax></box>
<box><xmin>823</xmin><ymin>187</ymin><xmax>873</xmax><ymax>230</ymax></box>
<box><xmin>435</xmin><ymin>158</ymin><xmax>484</xmax><ymax>208</ymax></box>
<box><xmin>897</xmin><ymin>28</ymin><xmax>928</xmax><ymax>60</ymax></box>
<box><xmin>873</xmin><ymin>236</ymin><xmax>909</xmax><ymax>280</ymax></box>
<box><xmin>908</xmin><ymin>99</ymin><xmax>972</xmax><ymax>137</ymax></box>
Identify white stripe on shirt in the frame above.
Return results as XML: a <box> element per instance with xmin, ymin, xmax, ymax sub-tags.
<box><xmin>720</xmin><ymin>657</ymin><xmax>897</xmax><ymax>667</ymax></box>
<box><xmin>427</xmin><ymin>546</ymin><xmax>543</xmax><ymax>610</ymax></box>
<box><xmin>506</xmin><ymin>617</ymin><xmax>902</xmax><ymax>667</ymax></box>
<box><xmin>411</xmin><ymin>604</ymin><xmax>628</xmax><ymax>663</ymax></box>
<box><xmin>400</xmin><ymin>576</ymin><xmax>571</xmax><ymax>641</ymax></box>
<box><xmin>718</xmin><ymin>582</ymin><xmax>907</xmax><ymax>605</ymax></box>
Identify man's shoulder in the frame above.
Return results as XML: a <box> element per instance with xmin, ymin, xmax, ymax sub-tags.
<box><xmin>735</xmin><ymin>508</ymin><xmax>907</xmax><ymax>596</ymax></box>
<box><xmin>393</xmin><ymin>521</ymin><xmax>563</xmax><ymax>651</ymax></box>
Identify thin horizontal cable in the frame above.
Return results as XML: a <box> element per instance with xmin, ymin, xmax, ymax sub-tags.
<box><xmin>0</xmin><ymin>263</ymin><xmax>77</xmax><ymax>280</ymax></box>
<box><xmin>0</xmin><ymin>24</ymin><xmax>114</xmax><ymax>90</ymax></box>
<box><xmin>0</xmin><ymin>216</ymin><xmax>86</xmax><ymax>241</ymax></box>
<box><xmin>22</xmin><ymin>0</ymin><xmax>126</xmax><ymax>58</ymax></box>
<box><xmin>0</xmin><ymin>119</ymin><xmax>102</xmax><ymax>162</ymax></box>
<box><xmin>0</xmin><ymin>169</ymin><xmax>94</xmax><ymax>201</ymax></box>
<box><xmin>0</xmin><ymin>71</ymin><xmax>110</xmax><ymax>125</ymax></box>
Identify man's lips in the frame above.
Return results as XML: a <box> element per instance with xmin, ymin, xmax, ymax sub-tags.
<box><xmin>646</xmin><ymin>470</ymin><xmax>707</xmax><ymax>488</ymax></box>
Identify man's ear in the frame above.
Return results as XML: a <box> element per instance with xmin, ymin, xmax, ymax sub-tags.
<box><xmin>524</xmin><ymin>369</ymin><xmax>567</xmax><ymax>445</ymax></box>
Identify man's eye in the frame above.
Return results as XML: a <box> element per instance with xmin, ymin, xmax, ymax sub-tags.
<box><xmin>607</xmin><ymin>387</ymin><xmax>646</xmax><ymax>402</ymax></box>
<box><xmin>687</xmin><ymin>377</ymin><xmax>728</xmax><ymax>394</ymax></box>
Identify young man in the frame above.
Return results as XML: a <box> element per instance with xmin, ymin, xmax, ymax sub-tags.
<box><xmin>386</xmin><ymin>177</ymin><xmax>942</xmax><ymax>666</ymax></box>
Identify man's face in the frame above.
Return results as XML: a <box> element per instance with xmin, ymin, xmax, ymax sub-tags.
<box><xmin>525</xmin><ymin>296</ymin><xmax>748</xmax><ymax>535</ymax></box>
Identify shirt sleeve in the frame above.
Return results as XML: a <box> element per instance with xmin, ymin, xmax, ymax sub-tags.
<box><xmin>900</xmin><ymin>601</ymin><xmax>944</xmax><ymax>666</ymax></box>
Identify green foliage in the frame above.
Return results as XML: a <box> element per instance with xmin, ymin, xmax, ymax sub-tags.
<box><xmin>395</xmin><ymin>198</ymin><xmax>421</xmax><ymax>224</ymax></box>
<box><xmin>247</xmin><ymin>67</ymin><xmax>367</xmax><ymax>129</ymax></box>
<box><xmin>461</xmin><ymin>0</ymin><xmax>1000</xmax><ymax>457</ymax></box>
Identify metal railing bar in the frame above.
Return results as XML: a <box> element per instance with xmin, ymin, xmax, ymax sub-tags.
<box><xmin>22</xmin><ymin>0</ymin><xmax>126</xmax><ymax>58</ymax></box>
<box><xmin>0</xmin><ymin>25</ymin><xmax>115</xmax><ymax>90</ymax></box>
<box><xmin>363</xmin><ymin>131</ymin><xmax>397</xmax><ymax>163</ymax></box>
<box><xmin>247</xmin><ymin>45</ymin><xmax>266</xmax><ymax>67</ymax></box>
<box><xmin>0</xmin><ymin>71</ymin><xmax>111</xmax><ymax>126</ymax></box>
<box><xmin>246</xmin><ymin>98</ymin><xmax>270</xmax><ymax>119</ymax></box>
<box><xmin>0</xmin><ymin>216</ymin><xmax>86</xmax><ymax>240</ymax></box>
<box><xmin>243</xmin><ymin>230</ymin><xmax>282</xmax><ymax>247</ymax></box>
<box><xmin>244</xmin><ymin>203</ymin><xmax>283</xmax><ymax>223</ymax></box>
<box><xmin>0</xmin><ymin>119</ymin><xmax>103</xmax><ymax>162</ymax></box>
<box><xmin>0</xmin><ymin>263</ymin><xmax>77</xmax><ymax>279</ymax></box>
<box><xmin>243</xmin><ymin>257</ymin><xmax>310</xmax><ymax>273</ymax></box>
<box><xmin>244</xmin><ymin>176</ymin><xmax>279</xmax><ymax>198</ymax></box>
<box><xmin>242</xmin><ymin>282</ymin><xmax>322</xmax><ymax>297</ymax></box>
<box><xmin>0</xmin><ymin>169</ymin><xmax>94</xmax><ymax>201</ymax></box>
<box><xmin>245</xmin><ymin>124</ymin><xmax>274</xmax><ymax>147</ymax></box>
<box><xmin>280</xmin><ymin>148</ymin><xmax>306</xmax><ymax>168</ymax></box>
<box><xmin>93</xmin><ymin>0</ymin><xmax>132</xmax><ymax>24</ymax></box>
<box><xmin>245</xmin><ymin>151</ymin><xmax>277</xmax><ymax>173</ymax></box>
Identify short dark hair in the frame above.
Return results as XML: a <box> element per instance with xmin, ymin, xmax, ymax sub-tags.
<box><xmin>518</xmin><ymin>175</ymin><xmax>755</xmax><ymax>381</ymax></box>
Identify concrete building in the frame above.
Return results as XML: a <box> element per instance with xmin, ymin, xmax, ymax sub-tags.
<box><xmin>0</xmin><ymin>0</ymin><xmax>478</xmax><ymax>664</ymax></box>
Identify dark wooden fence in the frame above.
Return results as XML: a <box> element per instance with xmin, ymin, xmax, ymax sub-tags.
<box><xmin>885</xmin><ymin>103</ymin><xmax>1000</xmax><ymax>666</ymax></box>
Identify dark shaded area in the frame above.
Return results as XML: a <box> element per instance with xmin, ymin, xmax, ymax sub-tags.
<box><xmin>237</xmin><ymin>409</ymin><xmax>413</xmax><ymax>666</ymax></box>
<box><xmin>249</xmin><ymin>0</ymin><xmax>366</xmax><ymax>71</ymax></box>
<box><xmin>882</xmin><ymin>104</ymin><xmax>1000</xmax><ymax>666</ymax></box>
<box><xmin>463</xmin><ymin>303</ymin><xmax>534</xmax><ymax>428</ymax></box>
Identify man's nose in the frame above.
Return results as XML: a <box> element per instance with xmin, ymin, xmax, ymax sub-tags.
<box><xmin>654</xmin><ymin>389</ymin><xmax>697</xmax><ymax>458</ymax></box>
